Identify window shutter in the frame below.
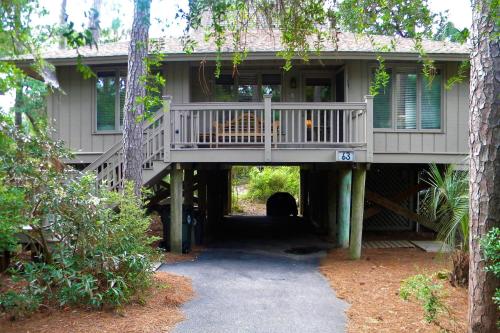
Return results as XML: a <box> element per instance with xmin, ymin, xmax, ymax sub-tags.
<box><xmin>395</xmin><ymin>72</ymin><xmax>417</xmax><ymax>129</ymax></box>
<box><xmin>421</xmin><ymin>73</ymin><xmax>441</xmax><ymax>129</ymax></box>
<box><xmin>373</xmin><ymin>72</ymin><xmax>392</xmax><ymax>128</ymax></box>
<box><xmin>96</xmin><ymin>73</ymin><xmax>117</xmax><ymax>131</ymax></box>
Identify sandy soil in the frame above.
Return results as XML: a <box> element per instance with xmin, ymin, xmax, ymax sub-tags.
<box><xmin>320</xmin><ymin>248</ymin><xmax>467</xmax><ymax>333</ymax></box>
<box><xmin>233</xmin><ymin>199</ymin><xmax>266</xmax><ymax>216</ymax></box>
<box><xmin>161</xmin><ymin>245</ymin><xmax>205</xmax><ymax>264</ymax></box>
<box><xmin>0</xmin><ymin>272</ymin><xmax>194</xmax><ymax>333</ymax></box>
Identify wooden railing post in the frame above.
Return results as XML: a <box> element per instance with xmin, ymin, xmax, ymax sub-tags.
<box><xmin>364</xmin><ymin>95</ymin><xmax>374</xmax><ymax>162</ymax></box>
<box><xmin>163</xmin><ymin>95</ymin><xmax>171</xmax><ymax>162</ymax></box>
<box><xmin>264</xmin><ymin>94</ymin><xmax>272</xmax><ymax>162</ymax></box>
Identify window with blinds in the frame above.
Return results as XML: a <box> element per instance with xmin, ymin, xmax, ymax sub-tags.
<box><xmin>371</xmin><ymin>67</ymin><xmax>442</xmax><ymax>131</ymax></box>
<box><xmin>395</xmin><ymin>72</ymin><xmax>417</xmax><ymax>130</ymax></box>
<box><xmin>373</xmin><ymin>71</ymin><xmax>392</xmax><ymax>128</ymax></box>
<box><xmin>421</xmin><ymin>72</ymin><xmax>442</xmax><ymax>129</ymax></box>
<box><xmin>96</xmin><ymin>72</ymin><xmax>117</xmax><ymax>131</ymax></box>
<box><xmin>96</xmin><ymin>70</ymin><xmax>126</xmax><ymax>131</ymax></box>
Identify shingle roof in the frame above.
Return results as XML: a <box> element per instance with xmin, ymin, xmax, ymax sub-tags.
<box><xmin>29</xmin><ymin>30</ymin><xmax>470</xmax><ymax>61</ymax></box>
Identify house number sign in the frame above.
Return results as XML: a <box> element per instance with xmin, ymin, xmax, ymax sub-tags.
<box><xmin>336</xmin><ymin>151</ymin><xmax>354</xmax><ymax>162</ymax></box>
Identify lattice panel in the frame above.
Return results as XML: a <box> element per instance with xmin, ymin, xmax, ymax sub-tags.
<box><xmin>364</xmin><ymin>165</ymin><xmax>417</xmax><ymax>231</ymax></box>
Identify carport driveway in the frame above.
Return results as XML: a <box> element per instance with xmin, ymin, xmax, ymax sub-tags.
<box><xmin>159</xmin><ymin>217</ymin><xmax>348</xmax><ymax>333</ymax></box>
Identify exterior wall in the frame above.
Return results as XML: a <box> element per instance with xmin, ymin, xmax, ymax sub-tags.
<box><xmin>48</xmin><ymin>66</ymin><xmax>122</xmax><ymax>160</ymax></box>
<box><xmin>346</xmin><ymin>60</ymin><xmax>469</xmax><ymax>165</ymax></box>
<box><xmin>48</xmin><ymin>63</ymin><xmax>191</xmax><ymax>162</ymax></box>
<box><xmin>48</xmin><ymin>59</ymin><xmax>469</xmax><ymax>165</ymax></box>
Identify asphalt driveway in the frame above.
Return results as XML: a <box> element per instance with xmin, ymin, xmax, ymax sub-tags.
<box><xmin>159</xmin><ymin>216</ymin><xmax>348</xmax><ymax>333</ymax></box>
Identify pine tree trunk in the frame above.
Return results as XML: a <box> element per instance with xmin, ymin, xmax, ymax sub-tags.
<box><xmin>123</xmin><ymin>0</ymin><xmax>150</xmax><ymax>195</ymax></box>
<box><xmin>88</xmin><ymin>0</ymin><xmax>102</xmax><ymax>44</ymax></box>
<box><xmin>58</xmin><ymin>0</ymin><xmax>67</xmax><ymax>49</ymax></box>
<box><xmin>468</xmin><ymin>1</ymin><xmax>500</xmax><ymax>331</ymax></box>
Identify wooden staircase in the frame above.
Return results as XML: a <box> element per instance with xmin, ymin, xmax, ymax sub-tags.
<box><xmin>83</xmin><ymin>108</ymin><xmax>171</xmax><ymax>190</ymax></box>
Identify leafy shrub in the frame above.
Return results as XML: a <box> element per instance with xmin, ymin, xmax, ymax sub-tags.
<box><xmin>399</xmin><ymin>273</ymin><xmax>447</xmax><ymax>323</ymax></box>
<box><xmin>0</xmin><ymin>177</ymin><xmax>158</xmax><ymax>318</ymax></box>
<box><xmin>0</xmin><ymin>87</ymin><xmax>158</xmax><ymax>319</ymax></box>
<box><xmin>246</xmin><ymin>166</ymin><xmax>299</xmax><ymax>202</ymax></box>
<box><xmin>481</xmin><ymin>227</ymin><xmax>500</xmax><ymax>312</ymax></box>
<box><xmin>0</xmin><ymin>290</ymin><xmax>42</xmax><ymax>320</ymax></box>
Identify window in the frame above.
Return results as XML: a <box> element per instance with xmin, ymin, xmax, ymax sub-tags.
<box><xmin>214</xmin><ymin>74</ymin><xmax>235</xmax><ymax>102</ymax></box>
<box><xmin>238</xmin><ymin>73</ymin><xmax>258</xmax><ymax>102</ymax></box>
<box><xmin>305</xmin><ymin>77</ymin><xmax>332</xmax><ymax>102</ymax></box>
<box><xmin>96</xmin><ymin>70</ymin><xmax>126</xmax><ymax>131</ymax></box>
<box><xmin>213</xmin><ymin>72</ymin><xmax>282</xmax><ymax>102</ymax></box>
<box><xmin>372</xmin><ymin>67</ymin><xmax>442</xmax><ymax>130</ymax></box>
<box><xmin>261</xmin><ymin>74</ymin><xmax>282</xmax><ymax>102</ymax></box>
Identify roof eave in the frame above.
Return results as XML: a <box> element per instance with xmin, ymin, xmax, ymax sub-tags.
<box><xmin>23</xmin><ymin>51</ymin><xmax>470</xmax><ymax>66</ymax></box>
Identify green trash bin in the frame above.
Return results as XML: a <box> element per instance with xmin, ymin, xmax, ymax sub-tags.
<box><xmin>160</xmin><ymin>204</ymin><xmax>195</xmax><ymax>253</ymax></box>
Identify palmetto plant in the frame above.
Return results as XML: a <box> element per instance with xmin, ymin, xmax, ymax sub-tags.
<box><xmin>423</xmin><ymin>164</ymin><xmax>469</xmax><ymax>250</ymax></box>
<box><xmin>422</xmin><ymin>163</ymin><xmax>469</xmax><ymax>286</ymax></box>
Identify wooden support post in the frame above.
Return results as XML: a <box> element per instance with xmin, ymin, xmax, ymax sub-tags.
<box><xmin>224</xmin><ymin>169</ymin><xmax>232</xmax><ymax>215</ymax></box>
<box><xmin>184</xmin><ymin>168</ymin><xmax>194</xmax><ymax>207</ymax></box>
<box><xmin>308</xmin><ymin>170</ymin><xmax>316</xmax><ymax>225</ymax></box>
<box><xmin>300</xmin><ymin>168</ymin><xmax>309</xmax><ymax>217</ymax></box>
<box><xmin>170</xmin><ymin>164</ymin><xmax>183</xmax><ymax>254</ymax></box>
<box><xmin>197</xmin><ymin>170</ymin><xmax>207</xmax><ymax>244</ymax></box>
<box><xmin>327</xmin><ymin>169</ymin><xmax>338</xmax><ymax>243</ymax></box>
<box><xmin>349</xmin><ymin>165</ymin><xmax>367</xmax><ymax>259</ymax></box>
<box><xmin>338</xmin><ymin>167</ymin><xmax>352</xmax><ymax>248</ymax></box>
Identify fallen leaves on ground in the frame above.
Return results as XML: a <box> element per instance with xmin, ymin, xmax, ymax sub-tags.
<box><xmin>0</xmin><ymin>272</ymin><xmax>194</xmax><ymax>333</ymax></box>
<box><xmin>320</xmin><ymin>248</ymin><xmax>467</xmax><ymax>333</ymax></box>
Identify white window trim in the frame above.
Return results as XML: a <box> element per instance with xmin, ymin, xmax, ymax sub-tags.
<box><xmin>369</xmin><ymin>64</ymin><xmax>445</xmax><ymax>134</ymax></box>
<box><xmin>93</xmin><ymin>68</ymin><xmax>127</xmax><ymax>134</ymax></box>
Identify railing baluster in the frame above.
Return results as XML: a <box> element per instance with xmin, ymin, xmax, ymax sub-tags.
<box><xmin>228</xmin><ymin>109</ymin><xmax>232</xmax><ymax>143</ymax></box>
<box><xmin>323</xmin><ymin>110</ymin><xmax>326</xmax><ymax>143</ymax></box>
<box><xmin>216</xmin><ymin>110</ymin><xmax>219</xmax><ymax>146</ymax></box>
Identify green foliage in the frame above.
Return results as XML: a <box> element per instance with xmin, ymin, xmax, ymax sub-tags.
<box><xmin>422</xmin><ymin>164</ymin><xmax>469</xmax><ymax>251</ymax></box>
<box><xmin>338</xmin><ymin>0</ymin><xmax>438</xmax><ymax>38</ymax></box>
<box><xmin>246</xmin><ymin>166</ymin><xmax>299</xmax><ymax>202</ymax></box>
<box><xmin>0</xmin><ymin>290</ymin><xmax>42</xmax><ymax>319</ymax></box>
<box><xmin>0</xmin><ymin>111</ymin><xmax>157</xmax><ymax>317</ymax></box>
<box><xmin>232</xmin><ymin>166</ymin><xmax>252</xmax><ymax>187</ymax></box>
<box><xmin>434</xmin><ymin>21</ymin><xmax>470</xmax><ymax>43</ymax></box>
<box><xmin>481</xmin><ymin>228</ymin><xmax>500</xmax><ymax>310</ymax></box>
<box><xmin>400</xmin><ymin>273</ymin><xmax>447</xmax><ymax>324</ymax></box>
<box><xmin>0</xmin><ymin>181</ymin><xmax>25</xmax><ymax>252</ymax></box>
<box><xmin>0</xmin><ymin>178</ymin><xmax>157</xmax><ymax>317</ymax></box>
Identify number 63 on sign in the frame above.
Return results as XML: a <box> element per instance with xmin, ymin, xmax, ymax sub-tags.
<box><xmin>336</xmin><ymin>151</ymin><xmax>354</xmax><ymax>162</ymax></box>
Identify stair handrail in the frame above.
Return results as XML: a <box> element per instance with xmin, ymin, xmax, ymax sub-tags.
<box><xmin>83</xmin><ymin>98</ymin><xmax>171</xmax><ymax>174</ymax></box>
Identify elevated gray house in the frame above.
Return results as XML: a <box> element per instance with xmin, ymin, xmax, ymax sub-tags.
<box><xmin>37</xmin><ymin>31</ymin><xmax>470</xmax><ymax>256</ymax></box>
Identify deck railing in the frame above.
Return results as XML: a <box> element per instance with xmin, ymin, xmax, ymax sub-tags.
<box><xmin>85</xmin><ymin>95</ymin><xmax>373</xmax><ymax>188</ymax></box>
<box><xmin>169</xmin><ymin>95</ymin><xmax>373</xmax><ymax>161</ymax></box>
<box><xmin>84</xmin><ymin>108</ymin><xmax>168</xmax><ymax>190</ymax></box>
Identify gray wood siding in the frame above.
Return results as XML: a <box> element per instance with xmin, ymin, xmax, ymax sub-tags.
<box><xmin>48</xmin><ymin>60</ymin><xmax>469</xmax><ymax>164</ymax></box>
<box><xmin>345</xmin><ymin>60</ymin><xmax>469</xmax><ymax>163</ymax></box>
<box><xmin>48</xmin><ymin>66</ymin><xmax>122</xmax><ymax>155</ymax></box>
<box><xmin>49</xmin><ymin>63</ymin><xmax>190</xmax><ymax>158</ymax></box>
